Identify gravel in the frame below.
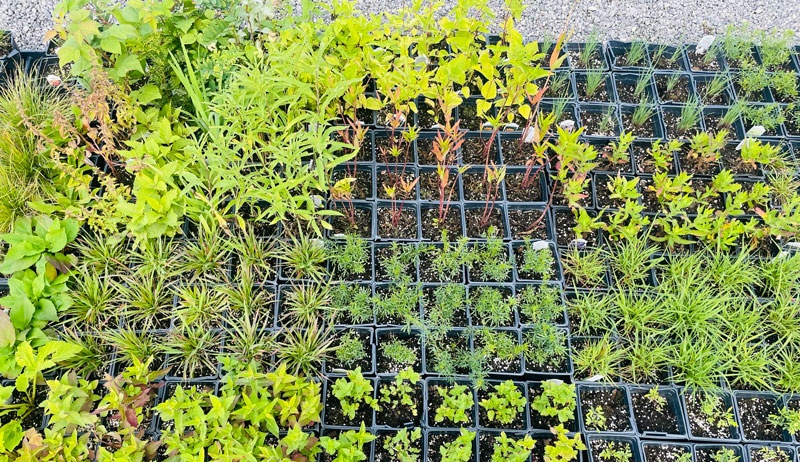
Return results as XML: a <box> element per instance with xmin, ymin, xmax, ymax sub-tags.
<box><xmin>1</xmin><ymin>0</ymin><xmax>799</xmax><ymax>51</ymax></box>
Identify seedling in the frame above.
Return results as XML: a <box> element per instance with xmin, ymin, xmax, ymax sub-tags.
<box><xmin>770</xmin><ymin>405</ymin><xmax>800</xmax><ymax>436</ymax></box>
<box><xmin>335</xmin><ymin>332</ymin><xmax>367</xmax><ymax>368</ymax></box>
<box><xmin>699</xmin><ymin>394</ymin><xmax>738</xmax><ymax>430</ymax></box>
<box><xmin>479</xmin><ymin>380</ymin><xmax>526</xmax><ymax>425</ymax></box>
<box><xmin>584</xmin><ymin>70</ymin><xmax>606</xmax><ymax>99</ymax></box>
<box><xmin>439</xmin><ymin>429</ymin><xmax>475</xmax><ymax>462</ymax></box>
<box><xmin>631</xmin><ymin>100</ymin><xmax>656</xmax><ymax>128</ymax></box>
<box><xmin>332</xmin><ymin>368</ymin><xmax>379</xmax><ymax>420</ymax></box>
<box><xmin>518</xmin><ymin>239</ymin><xmax>555</xmax><ymax>279</ymax></box>
<box><xmin>531</xmin><ymin>380</ymin><xmax>576</xmax><ymax>423</ymax></box>
<box><xmin>599</xmin><ymin>441</ymin><xmax>632</xmax><ymax>462</ymax></box>
<box><xmin>491</xmin><ymin>432</ymin><xmax>535</xmax><ymax>462</ymax></box>
<box><xmin>434</xmin><ymin>384</ymin><xmax>474</xmax><ymax>424</ymax></box>
<box><xmin>585</xmin><ymin>405</ymin><xmax>607</xmax><ymax>431</ymax></box>
<box><xmin>677</xmin><ymin>98</ymin><xmax>702</xmax><ymax>135</ymax></box>
<box><xmin>378</xmin><ymin>368</ymin><xmax>421</xmax><ymax>416</ymax></box>
<box><xmin>523</xmin><ymin>323</ymin><xmax>568</xmax><ymax>367</ymax></box>
<box><xmin>380</xmin><ymin>337</ymin><xmax>418</xmax><ymax>369</ymax></box>
<box><xmin>644</xmin><ymin>386</ymin><xmax>667</xmax><ymax>412</ymax></box>
<box><xmin>624</xmin><ymin>41</ymin><xmax>647</xmax><ymax>66</ymax></box>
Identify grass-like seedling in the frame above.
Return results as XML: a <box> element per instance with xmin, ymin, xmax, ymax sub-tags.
<box><xmin>624</xmin><ymin>41</ymin><xmax>647</xmax><ymax>66</ymax></box>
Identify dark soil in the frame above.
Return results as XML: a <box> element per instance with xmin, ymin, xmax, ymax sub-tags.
<box><xmin>631</xmin><ymin>389</ymin><xmax>680</xmax><ymax>435</ymax></box>
<box><xmin>377</xmin><ymin>333</ymin><xmax>422</xmax><ymax>373</ymax></box>
<box><xmin>749</xmin><ymin>447</ymin><xmax>793</xmax><ymax>462</ymax></box>
<box><xmin>656</xmin><ymin>74</ymin><xmax>691</xmax><ymax>103</ymax></box>
<box><xmin>417</xmin><ymin>138</ymin><xmax>438</xmax><ymax>165</ymax></box>
<box><xmin>621</xmin><ymin>111</ymin><xmax>657</xmax><ymax>137</ymax></box>
<box><xmin>418</xmin><ymin>106</ymin><xmax>454</xmax><ymax>129</ymax></box>
<box><xmin>375</xmin><ymin>383</ymin><xmax>423</xmax><ymax>427</ymax></box>
<box><xmin>464</xmin><ymin>207</ymin><xmax>505</xmax><ymax>238</ymax></box>
<box><xmin>634</xmin><ymin>143</ymin><xmax>675</xmax><ymax>174</ymax></box>
<box><xmin>580</xmin><ymin>388</ymin><xmax>632</xmax><ymax>432</ymax></box>
<box><xmin>500</xmin><ymin>138</ymin><xmax>539</xmax><ymax>165</ymax></box>
<box><xmin>332</xmin><ymin>169</ymin><xmax>373</xmax><ymax>200</ymax></box>
<box><xmin>505</xmin><ymin>172</ymin><xmax>544</xmax><ymax>202</ymax></box>
<box><xmin>374</xmin><ymin>431</ymin><xmax>422</xmax><ymax>462</ymax></box>
<box><xmin>737</xmin><ymin>396</ymin><xmax>783</xmax><ymax>441</ymax></box>
<box><xmin>554</xmin><ymin>209</ymin><xmax>596</xmax><ymax>247</ymax></box>
<box><xmin>508</xmin><ymin>209</ymin><xmax>549</xmax><ymax>240</ymax></box>
<box><xmin>0</xmin><ymin>388</ymin><xmax>47</xmax><ymax>430</ymax></box>
<box><xmin>688</xmin><ymin>50</ymin><xmax>722</xmax><ymax>72</ymax></box>
<box><xmin>785</xmin><ymin>111</ymin><xmax>800</xmax><ymax>136</ymax></box>
<box><xmin>651</xmin><ymin>49</ymin><xmax>684</xmax><ymax>70</ymax></box>
<box><xmin>462</xmin><ymin>172</ymin><xmax>494</xmax><ymax>201</ymax></box>
<box><xmin>696</xmin><ymin>447</ymin><xmax>741</xmax><ymax>462</ymax></box>
<box><xmin>643</xmin><ymin>444</ymin><xmax>691</xmax><ymax>462</ymax></box>
<box><xmin>462</xmin><ymin>138</ymin><xmax>498</xmax><ymax>164</ymax></box>
<box><xmin>685</xmin><ymin>393</ymin><xmax>737</xmax><ymax>439</ymax></box>
<box><xmin>703</xmin><ymin>113</ymin><xmax>732</xmax><ymax>138</ymax></box>
<box><xmin>428</xmin><ymin>385</ymin><xmax>475</xmax><ymax>427</ymax></box>
<box><xmin>378</xmin><ymin>207</ymin><xmax>417</xmax><ymax>239</ymax></box>
<box><xmin>528</xmin><ymin>385</ymin><xmax>576</xmax><ymax>431</ymax></box>
<box><xmin>734</xmin><ymin>82</ymin><xmax>769</xmax><ymax>102</ymax></box>
<box><xmin>580</xmin><ymin>111</ymin><xmax>618</xmax><ymax>136</ymax></box>
<box><xmin>615</xmin><ymin>80</ymin><xmax>651</xmax><ymax>104</ymax></box>
<box><xmin>576</xmin><ymin>79</ymin><xmax>611</xmax><ymax>102</ymax></box>
<box><xmin>422</xmin><ymin>287</ymin><xmax>467</xmax><ymax>323</ymax></box>
<box><xmin>474</xmin><ymin>333</ymin><xmax>521</xmax><ymax>373</ymax></box>
<box><xmin>696</xmin><ymin>80</ymin><xmax>731</xmax><ymax>105</ymax></box>
<box><xmin>375</xmin><ymin>245</ymin><xmax>416</xmax><ymax>281</ymax></box>
<box><xmin>678</xmin><ymin>149</ymin><xmax>720</xmax><ymax>176</ymax></box>
<box><xmin>663</xmin><ymin>111</ymin><xmax>699</xmax><ymax>139</ymax></box>
<box><xmin>378</xmin><ymin>170</ymin><xmax>417</xmax><ymax>200</ymax></box>
<box><xmin>329</xmin><ymin>206</ymin><xmax>372</xmax><ymax>238</ymax></box>
<box><xmin>568</xmin><ymin>49</ymin><xmax>604</xmax><ymax>70</ymax></box>
<box><xmin>421</xmin><ymin>207</ymin><xmax>463</xmax><ymax>240</ymax></box>
<box><xmin>374</xmin><ymin>136</ymin><xmax>411</xmax><ymax>164</ymax></box>
<box><xmin>478</xmin><ymin>386</ymin><xmax>526</xmax><ymax>429</ymax></box>
<box><xmin>420</xmin><ymin>170</ymin><xmax>446</xmax><ymax>200</ymax></box>
<box><xmin>457</xmin><ymin>103</ymin><xmax>483</xmax><ymax>131</ymax></box>
<box><xmin>325</xmin><ymin>331</ymin><xmax>371</xmax><ymax>373</ymax></box>
<box><xmin>594</xmin><ymin>175</ymin><xmax>629</xmax><ymax>209</ymax></box>
<box><xmin>589</xmin><ymin>439</ymin><xmax>633</xmax><ymax>462</ymax></box>
<box><xmin>324</xmin><ymin>385</ymin><xmax>374</xmax><ymax>427</ymax></box>
<box><xmin>719</xmin><ymin>143</ymin><xmax>759</xmax><ymax>175</ymax></box>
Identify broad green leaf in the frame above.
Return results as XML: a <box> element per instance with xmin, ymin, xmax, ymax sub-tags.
<box><xmin>0</xmin><ymin>312</ymin><xmax>14</xmax><ymax>349</ymax></box>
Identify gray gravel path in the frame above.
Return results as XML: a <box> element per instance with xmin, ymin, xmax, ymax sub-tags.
<box><xmin>1</xmin><ymin>0</ymin><xmax>798</xmax><ymax>51</ymax></box>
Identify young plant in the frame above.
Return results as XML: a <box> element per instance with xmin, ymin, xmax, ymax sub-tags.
<box><xmin>479</xmin><ymin>380</ymin><xmax>526</xmax><ymax>425</ymax></box>
<box><xmin>490</xmin><ymin>432</ymin><xmax>535</xmax><ymax>462</ymax></box>
<box><xmin>644</xmin><ymin>386</ymin><xmax>667</xmax><ymax>412</ymax></box>
<box><xmin>430</xmin><ymin>232</ymin><xmax>471</xmax><ymax>282</ymax></box>
<box><xmin>277</xmin><ymin>235</ymin><xmax>328</xmax><ymax>282</ymax></box>
<box><xmin>434</xmin><ymin>384</ymin><xmax>475</xmax><ymax>425</ymax></box>
<box><xmin>331</xmin><ymin>368</ymin><xmax>379</xmax><ymax>420</ymax></box>
<box><xmin>544</xmin><ymin>425</ymin><xmax>585</xmax><ymax>462</ymax></box>
<box><xmin>381</xmin><ymin>337</ymin><xmax>418</xmax><ymax>369</ymax></box>
<box><xmin>382</xmin><ymin>428</ymin><xmax>421</xmax><ymax>462</ymax></box>
<box><xmin>585</xmin><ymin>405</ymin><xmax>608</xmax><ymax>430</ymax></box>
<box><xmin>319</xmin><ymin>423</ymin><xmax>376</xmax><ymax>462</ymax></box>
<box><xmin>518</xmin><ymin>284</ymin><xmax>563</xmax><ymax>324</ymax></box>
<box><xmin>677</xmin><ymin>98</ymin><xmax>702</xmax><ymax>135</ymax></box>
<box><xmin>378</xmin><ymin>368</ymin><xmax>421</xmax><ymax>416</ymax></box>
<box><xmin>599</xmin><ymin>441</ymin><xmax>632</xmax><ymax>462</ymax></box>
<box><xmin>440</xmin><ymin>429</ymin><xmax>475</xmax><ymax>462</ymax></box>
<box><xmin>699</xmin><ymin>394</ymin><xmax>738</xmax><ymax>430</ymax></box>
<box><xmin>469</xmin><ymin>286</ymin><xmax>515</xmax><ymax>327</ymax></box>
<box><xmin>328</xmin><ymin>234</ymin><xmax>369</xmax><ymax>278</ymax></box>
<box><xmin>584</xmin><ymin>70</ymin><xmax>606</xmax><ymax>99</ymax></box>
<box><xmin>524</xmin><ymin>323</ymin><xmax>568</xmax><ymax>368</ymax></box>
<box><xmin>330</xmin><ymin>284</ymin><xmax>373</xmax><ymax>325</ymax></box>
<box><xmin>702</xmin><ymin>72</ymin><xmax>731</xmax><ymax>102</ymax></box>
<box><xmin>335</xmin><ymin>332</ymin><xmax>367</xmax><ymax>368</ymax></box>
<box><xmin>562</xmin><ymin>246</ymin><xmax>607</xmax><ymax>288</ymax></box>
<box><xmin>631</xmin><ymin>100</ymin><xmax>656</xmax><ymax>128</ymax></box>
<box><xmin>518</xmin><ymin>239</ymin><xmax>555</xmax><ymax>280</ymax></box>
<box><xmin>579</xmin><ymin>31</ymin><xmax>601</xmax><ymax>68</ymax></box>
<box><xmin>624</xmin><ymin>41</ymin><xmax>647</xmax><ymax>66</ymax></box>
<box><xmin>471</xmin><ymin>227</ymin><xmax>512</xmax><ymax>281</ymax></box>
<box><xmin>480</xmin><ymin>163</ymin><xmax>506</xmax><ymax>229</ymax></box>
<box><xmin>531</xmin><ymin>380</ymin><xmax>576</xmax><ymax>423</ymax></box>
<box><xmin>634</xmin><ymin>69</ymin><xmax>654</xmax><ymax>100</ymax></box>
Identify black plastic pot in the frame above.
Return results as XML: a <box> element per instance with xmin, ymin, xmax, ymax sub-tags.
<box><xmin>734</xmin><ymin>390</ymin><xmax>790</xmax><ymax>444</ymax></box>
<box><xmin>640</xmin><ymin>441</ymin><xmax>693</xmax><ymax>462</ymax></box>
<box><xmin>425</xmin><ymin>378</ymin><xmax>478</xmax><ymax>429</ymax></box>
<box><xmin>577</xmin><ymin>383</ymin><xmax>635</xmax><ymax>435</ymax></box>
<box><xmin>682</xmin><ymin>390</ymin><xmax>742</xmax><ymax>443</ymax></box>
<box><xmin>607</xmin><ymin>41</ymin><xmax>652</xmax><ymax>70</ymax></box>
<box><xmin>586</xmin><ymin>435</ymin><xmax>643</xmax><ymax>462</ymax></box>
<box><xmin>628</xmin><ymin>385</ymin><xmax>687</xmax><ymax>439</ymax></box>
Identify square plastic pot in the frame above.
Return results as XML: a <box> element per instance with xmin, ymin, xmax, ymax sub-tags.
<box><xmin>628</xmin><ymin>385</ymin><xmax>688</xmax><ymax>439</ymax></box>
<box><xmin>577</xmin><ymin>383</ymin><xmax>635</xmax><ymax>435</ymax></box>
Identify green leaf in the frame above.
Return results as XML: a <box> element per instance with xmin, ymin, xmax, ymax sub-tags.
<box><xmin>132</xmin><ymin>84</ymin><xmax>162</xmax><ymax>105</ymax></box>
<box><xmin>0</xmin><ymin>312</ymin><xmax>14</xmax><ymax>349</ymax></box>
<box><xmin>114</xmin><ymin>54</ymin><xmax>143</xmax><ymax>76</ymax></box>
<box><xmin>100</xmin><ymin>37</ymin><xmax>122</xmax><ymax>54</ymax></box>
<box><xmin>0</xmin><ymin>421</ymin><xmax>23</xmax><ymax>452</ymax></box>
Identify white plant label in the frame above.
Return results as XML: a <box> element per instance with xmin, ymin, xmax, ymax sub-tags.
<box><xmin>736</xmin><ymin>125</ymin><xmax>766</xmax><ymax>150</ymax></box>
<box><xmin>530</xmin><ymin>240</ymin><xmax>550</xmax><ymax>251</ymax></box>
<box><xmin>696</xmin><ymin>35</ymin><xmax>716</xmax><ymax>54</ymax></box>
<box><xmin>559</xmin><ymin>119</ymin><xmax>575</xmax><ymax>131</ymax></box>
<box><xmin>521</xmin><ymin>127</ymin><xmax>536</xmax><ymax>143</ymax></box>
<box><xmin>585</xmin><ymin>375</ymin><xmax>604</xmax><ymax>382</ymax></box>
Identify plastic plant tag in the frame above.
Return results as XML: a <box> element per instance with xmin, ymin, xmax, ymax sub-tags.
<box><xmin>521</xmin><ymin>127</ymin><xmax>536</xmax><ymax>143</ymax></box>
<box><xmin>311</xmin><ymin>195</ymin><xmax>324</xmax><ymax>208</ymax></box>
<box><xmin>585</xmin><ymin>375</ymin><xmax>604</xmax><ymax>382</ymax></box>
<box><xmin>735</xmin><ymin>126</ymin><xmax>766</xmax><ymax>150</ymax></box>
<box><xmin>559</xmin><ymin>119</ymin><xmax>575</xmax><ymax>131</ymax></box>
<box><xmin>568</xmin><ymin>238</ymin><xmax>588</xmax><ymax>249</ymax></box>
<box><xmin>481</xmin><ymin>121</ymin><xmax>494</xmax><ymax>129</ymax></box>
<box><xmin>530</xmin><ymin>240</ymin><xmax>550</xmax><ymax>251</ymax></box>
<box><xmin>332</xmin><ymin>233</ymin><xmax>347</xmax><ymax>239</ymax></box>
<box><xmin>786</xmin><ymin>242</ymin><xmax>800</xmax><ymax>249</ymax></box>
<box><xmin>696</xmin><ymin>35</ymin><xmax>716</xmax><ymax>55</ymax></box>
<box><xmin>46</xmin><ymin>74</ymin><xmax>62</xmax><ymax>86</ymax></box>
<box><xmin>545</xmin><ymin>378</ymin><xmax>564</xmax><ymax>385</ymax></box>
<box><xmin>505</xmin><ymin>123</ymin><xmax>519</xmax><ymax>131</ymax></box>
